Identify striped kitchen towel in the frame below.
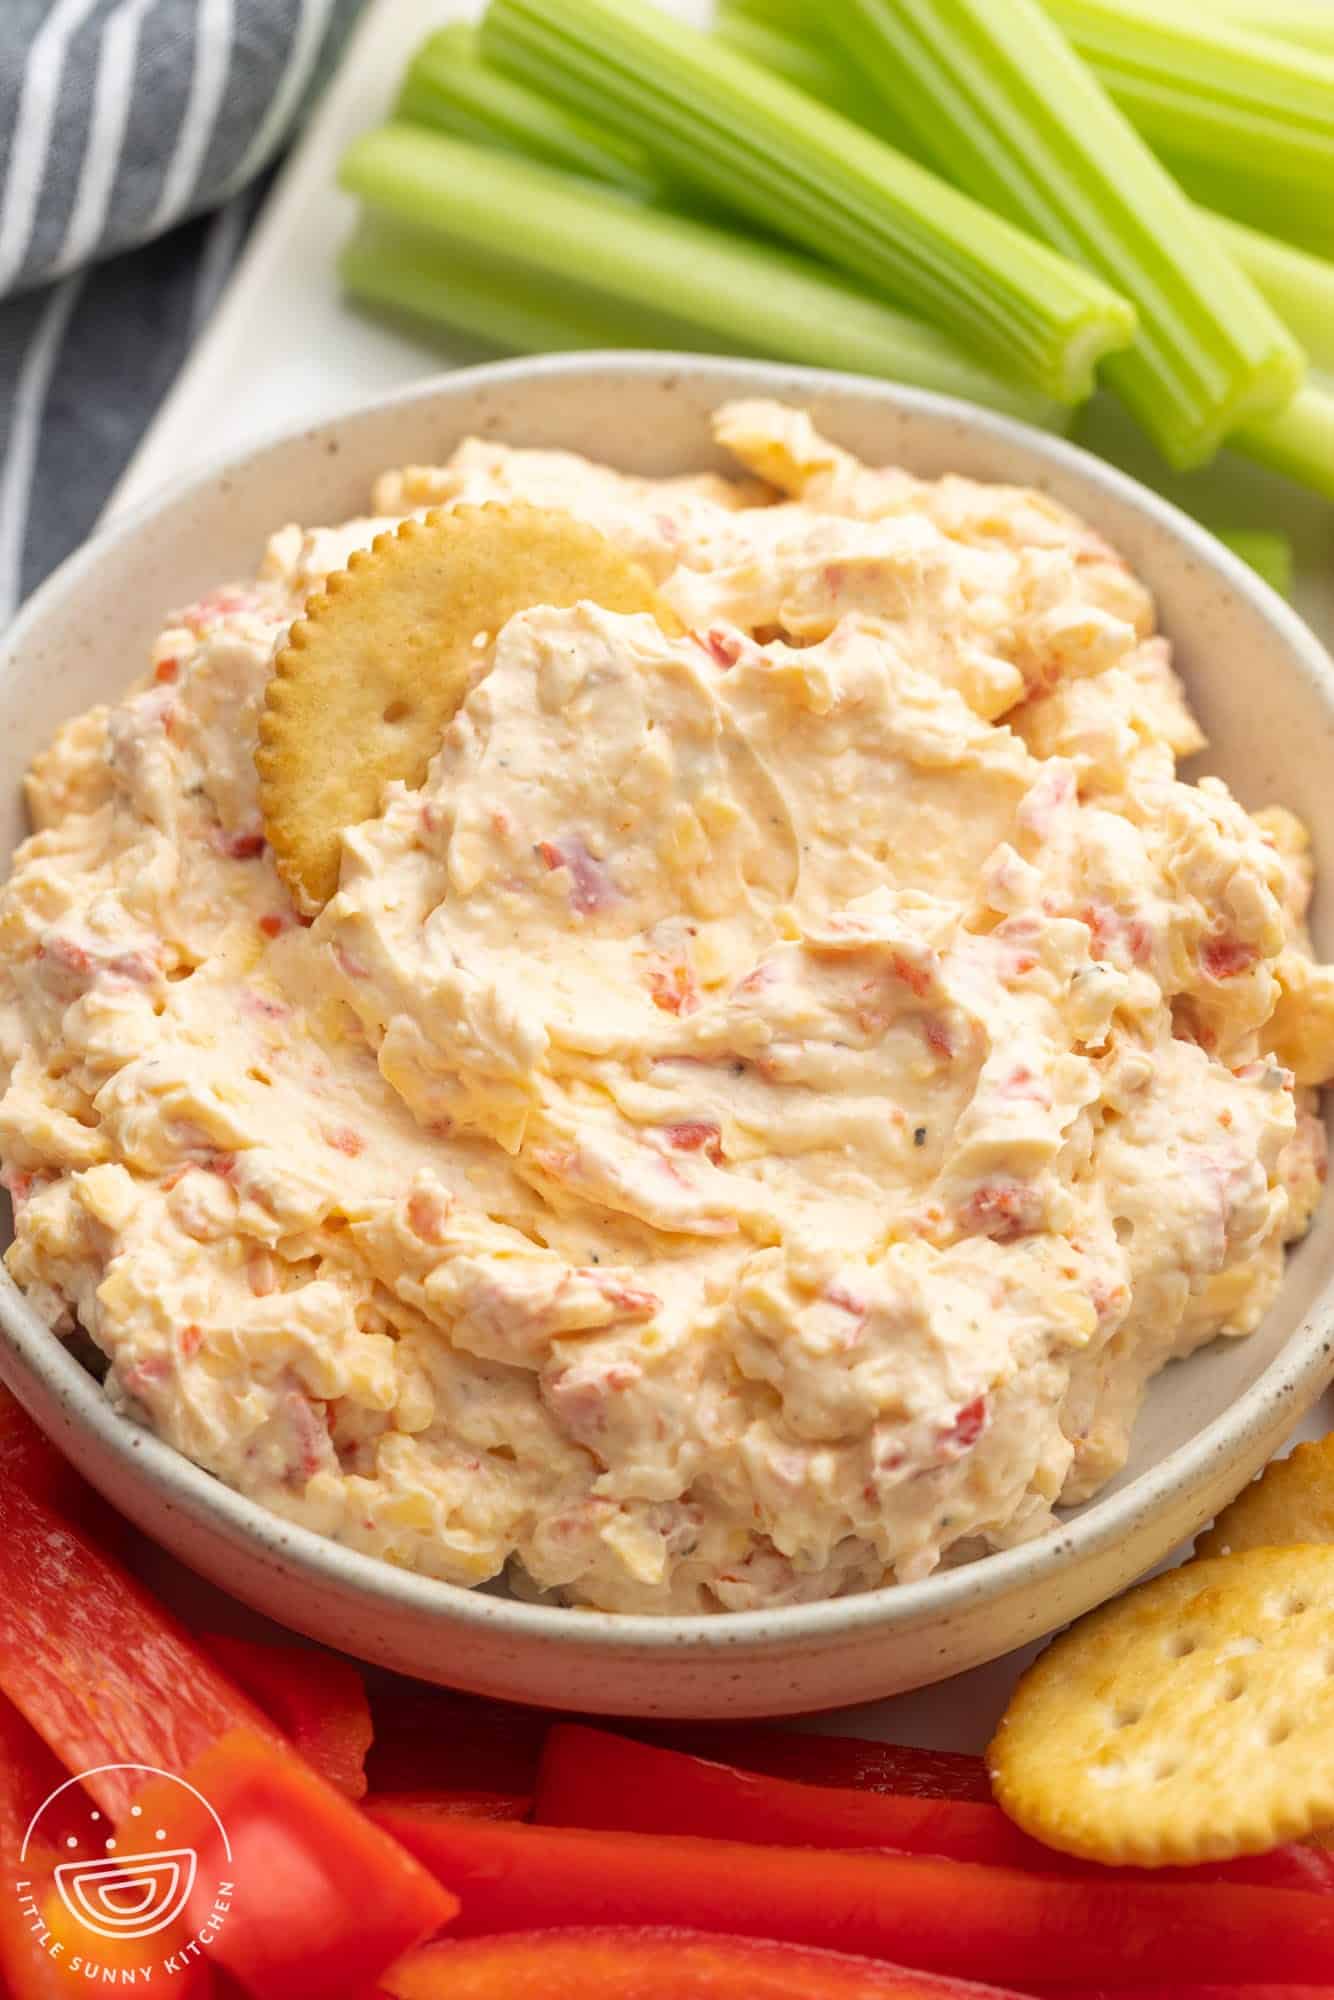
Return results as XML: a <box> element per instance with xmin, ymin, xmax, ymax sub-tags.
<box><xmin>0</xmin><ymin>0</ymin><xmax>364</xmax><ymax>628</ymax></box>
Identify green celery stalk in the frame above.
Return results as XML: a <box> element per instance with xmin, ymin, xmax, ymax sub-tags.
<box><xmin>712</xmin><ymin>13</ymin><xmax>877</xmax><ymax>122</ymax></box>
<box><xmin>716</xmin><ymin>0</ymin><xmax>816</xmax><ymax>29</ymax></box>
<box><xmin>727</xmin><ymin>0</ymin><xmax>1334</xmax><ymax>255</ymax></box>
<box><xmin>1041</xmin><ymin>0</ymin><xmax>1334</xmax><ymax>256</ymax></box>
<box><xmin>1213</xmin><ymin>528</ymin><xmax>1294</xmax><ymax>598</ymax></box>
<box><xmin>1203</xmin><ymin>214</ymin><xmax>1334</xmax><ymax>378</ymax></box>
<box><xmin>1234</xmin><ymin>386</ymin><xmax>1334</xmax><ymax>503</ymax></box>
<box><xmin>1172</xmin><ymin>0</ymin><xmax>1334</xmax><ymax>57</ymax></box>
<box><xmin>479</xmin><ymin>0</ymin><xmax>1136</xmax><ymax>404</ymax></box>
<box><xmin>829</xmin><ymin>0</ymin><xmax>1303</xmax><ymax>469</ymax></box>
<box><xmin>338</xmin><ymin>125</ymin><xmax>1065</xmax><ymax>429</ymax></box>
<box><xmin>341</xmin><ymin>214</ymin><xmax>705</xmax><ymax>355</ymax></box>
<box><xmin>397</xmin><ymin>23</ymin><xmax>665</xmax><ymax>202</ymax></box>
<box><xmin>716</xmin><ymin>14</ymin><xmax>1334</xmax><ymax>398</ymax></box>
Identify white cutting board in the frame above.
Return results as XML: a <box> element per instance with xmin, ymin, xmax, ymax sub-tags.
<box><xmin>104</xmin><ymin>0</ymin><xmax>1334</xmax><ymax>1751</ymax></box>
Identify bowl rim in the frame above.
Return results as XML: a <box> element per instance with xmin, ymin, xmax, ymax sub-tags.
<box><xmin>4</xmin><ymin>345</ymin><xmax>1334</xmax><ymax>1655</ymax></box>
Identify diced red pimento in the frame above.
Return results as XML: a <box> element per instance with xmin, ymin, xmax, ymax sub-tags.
<box><xmin>664</xmin><ymin>1121</ymin><xmax>724</xmax><ymax>1164</ymax></box>
<box><xmin>154</xmin><ymin>655</ymin><xmax>180</xmax><ymax>683</ymax></box>
<box><xmin>537</xmin><ymin>836</ymin><xmax>616</xmax><ymax>915</ymax></box>
<box><xmin>36</xmin><ymin>934</ymin><xmax>91</xmax><ymax>978</ymax></box>
<box><xmin>941</xmin><ymin>1396</ymin><xmax>988</xmax><ymax>1454</ymax></box>
<box><xmin>1203</xmin><ymin>934</ymin><xmax>1260</xmax><ymax>981</ymax></box>
<box><xmin>179</xmin><ymin>587</ymin><xmax>264</xmax><ymax>631</ymax></box>
<box><xmin>259</xmin><ymin>913</ymin><xmax>287</xmax><ymax>939</ymax></box>
<box><xmin>325</xmin><ymin>1124</ymin><xmax>365</xmax><ymax>1158</ymax></box>
<box><xmin>961</xmin><ymin>1183</ymin><xmax>1042</xmax><ymax>1242</ymax></box>
<box><xmin>923</xmin><ymin>1017</ymin><xmax>955</xmax><ymax>1062</ymax></box>
<box><xmin>826</xmin><ymin>1283</ymin><xmax>868</xmax><ymax>1319</ymax></box>
<box><xmin>696</xmin><ymin>626</ymin><xmax>743</xmax><ymax>669</ymax></box>
<box><xmin>890</xmin><ymin>953</ymin><xmax>934</xmax><ymax>999</ymax></box>
<box><xmin>649</xmin><ymin>958</ymin><xmax>700</xmax><ymax>1015</ymax></box>
<box><xmin>1081</xmin><ymin>902</ymin><xmax>1151</xmax><ymax>966</ymax></box>
<box><xmin>996</xmin><ymin>1065</ymin><xmax>1050</xmax><ymax>1105</ymax></box>
<box><xmin>215</xmin><ymin>826</ymin><xmax>266</xmax><ymax>860</ymax></box>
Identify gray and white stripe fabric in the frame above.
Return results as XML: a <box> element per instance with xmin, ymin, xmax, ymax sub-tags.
<box><xmin>0</xmin><ymin>0</ymin><xmax>363</xmax><ymax>625</ymax></box>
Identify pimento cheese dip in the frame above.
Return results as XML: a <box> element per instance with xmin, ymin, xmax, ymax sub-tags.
<box><xmin>3</xmin><ymin>403</ymin><xmax>1332</xmax><ymax>1615</ymax></box>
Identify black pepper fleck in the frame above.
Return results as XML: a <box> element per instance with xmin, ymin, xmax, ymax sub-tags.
<box><xmin>914</xmin><ymin>1126</ymin><xmax>927</xmax><ymax>1146</ymax></box>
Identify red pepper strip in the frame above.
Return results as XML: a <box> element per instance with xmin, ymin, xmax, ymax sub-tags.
<box><xmin>0</xmin><ymin>1387</ymin><xmax>120</xmax><ymax>1543</ymax></box>
<box><xmin>365</xmin><ymin>1805</ymin><xmax>1334</xmax><ymax>1986</ymax></box>
<box><xmin>656</xmin><ymin>1724</ymin><xmax>993</xmax><ymax>1802</ymax></box>
<box><xmin>131</xmin><ymin>1728</ymin><xmax>457</xmax><ymax>2000</ymax></box>
<box><xmin>202</xmin><ymin>1633</ymin><xmax>372</xmax><ymax>1801</ymax></box>
<box><xmin>536</xmin><ymin>1725</ymin><xmax>1334</xmax><ymax>1894</ymax></box>
<box><xmin>0</xmin><ymin>1473</ymin><xmax>282</xmax><ymax>1818</ymax></box>
<box><xmin>363</xmin><ymin>1683</ymin><xmax>549</xmax><ymax>1796</ymax></box>
<box><xmin>0</xmin><ymin>1473</ymin><xmax>454</xmax><ymax>1998</ymax></box>
<box><xmin>537</xmin><ymin>1724</ymin><xmax>1054</xmax><ymax>1870</ymax></box>
<box><xmin>366</xmin><ymin>1791</ymin><xmax>532</xmax><ymax>1822</ymax></box>
<box><xmin>379</xmin><ymin>1927</ymin><xmax>1036</xmax><ymax>2000</ymax></box>
<box><xmin>362</xmin><ymin>1685</ymin><xmax>992</xmax><ymax>1805</ymax></box>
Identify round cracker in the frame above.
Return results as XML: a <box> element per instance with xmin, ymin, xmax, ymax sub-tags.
<box><xmin>257</xmin><ymin>502</ymin><xmax>675</xmax><ymax>914</ymax></box>
<box><xmin>988</xmin><ymin>1546</ymin><xmax>1334</xmax><ymax>1864</ymax></box>
<box><xmin>1196</xmin><ymin>1436</ymin><xmax>1334</xmax><ymax>1560</ymax></box>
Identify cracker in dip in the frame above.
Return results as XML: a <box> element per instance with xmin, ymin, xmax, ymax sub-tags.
<box><xmin>2</xmin><ymin>402</ymin><xmax>1331</xmax><ymax>1615</ymax></box>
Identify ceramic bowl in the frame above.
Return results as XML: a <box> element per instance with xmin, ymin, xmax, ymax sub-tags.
<box><xmin>4</xmin><ymin>352</ymin><xmax>1334</xmax><ymax>1717</ymax></box>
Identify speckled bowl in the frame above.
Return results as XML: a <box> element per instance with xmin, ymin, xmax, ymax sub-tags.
<box><xmin>3</xmin><ymin>352</ymin><xmax>1334</xmax><ymax>1717</ymax></box>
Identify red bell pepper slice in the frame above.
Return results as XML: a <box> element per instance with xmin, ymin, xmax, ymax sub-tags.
<box><xmin>537</xmin><ymin>1724</ymin><xmax>1056</xmax><ymax>1870</ymax></box>
<box><xmin>0</xmin><ymin>1387</ymin><xmax>122</xmax><ymax>1545</ymax></box>
<box><xmin>1053</xmin><ymin>1991</ymin><xmax>1334</xmax><ymax>2000</ymax></box>
<box><xmin>0</xmin><ymin>1473</ymin><xmax>283</xmax><ymax>1817</ymax></box>
<box><xmin>535</xmin><ymin>1724</ymin><xmax>1334</xmax><ymax>1894</ymax></box>
<box><xmin>658</xmin><ymin>1725</ymin><xmax>993</xmax><ymax>1802</ymax></box>
<box><xmin>379</xmin><ymin>1927</ymin><xmax>1035</xmax><ymax>1999</ymax></box>
<box><xmin>366</xmin><ymin>1804</ymin><xmax>1334</xmax><ymax>1986</ymax></box>
<box><xmin>368</xmin><ymin>1790</ymin><xmax>532</xmax><ymax>1822</ymax></box>
<box><xmin>0</xmin><ymin>1470</ymin><xmax>454</xmax><ymax>1994</ymax></box>
<box><xmin>131</xmin><ymin>1729</ymin><xmax>457</xmax><ymax>1999</ymax></box>
<box><xmin>203</xmin><ymin>1633</ymin><xmax>372</xmax><ymax>1800</ymax></box>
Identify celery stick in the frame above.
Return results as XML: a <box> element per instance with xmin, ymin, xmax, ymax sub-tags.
<box><xmin>338</xmin><ymin>126</ymin><xmax>1065</xmax><ymax>429</ymax></box>
<box><xmin>830</xmin><ymin>0</ymin><xmax>1303</xmax><ymax>469</ymax></box>
<box><xmin>397</xmin><ymin>23</ymin><xmax>665</xmax><ymax>202</ymax></box>
<box><xmin>1234</xmin><ymin>386</ymin><xmax>1334</xmax><ymax>503</ymax></box>
<box><xmin>340</xmin><ymin>214</ymin><xmax>704</xmax><ymax>356</ymax></box>
<box><xmin>716</xmin><ymin>0</ymin><xmax>816</xmax><ymax>30</ymax></box>
<box><xmin>720</xmin><ymin>10</ymin><xmax>1334</xmax><ymax>395</ymax></box>
<box><xmin>1213</xmin><ymin>528</ymin><xmax>1294</xmax><ymax>599</ymax></box>
<box><xmin>712</xmin><ymin>14</ymin><xmax>877</xmax><ymax>123</ymax></box>
<box><xmin>1041</xmin><ymin>0</ymin><xmax>1334</xmax><ymax>253</ymax></box>
<box><xmin>479</xmin><ymin>0</ymin><xmax>1136</xmax><ymax>404</ymax></box>
<box><xmin>1203</xmin><ymin>214</ymin><xmax>1334</xmax><ymax>378</ymax></box>
<box><xmin>1177</xmin><ymin>1</ymin><xmax>1334</xmax><ymax>58</ymax></box>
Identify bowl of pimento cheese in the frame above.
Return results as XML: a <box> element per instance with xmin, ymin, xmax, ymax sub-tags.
<box><xmin>3</xmin><ymin>353</ymin><xmax>1334</xmax><ymax>1717</ymax></box>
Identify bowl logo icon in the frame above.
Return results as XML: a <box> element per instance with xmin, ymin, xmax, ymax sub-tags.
<box><xmin>54</xmin><ymin>1845</ymin><xmax>197</xmax><ymax>1941</ymax></box>
<box><xmin>18</xmin><ymin>1762</ymin><xmax>232</xmax><ymax>1968</ymax></box>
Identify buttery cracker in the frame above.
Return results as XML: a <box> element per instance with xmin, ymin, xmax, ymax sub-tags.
<box><xmin>989</xmin><ymin>1546</ymin><xmax>1334</xmax><ymax>1864</ymax></box>
<box><xmin>257</xmin><ymin>502</ymin><xmax>673</xmax><ymax>913</ymax></box>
